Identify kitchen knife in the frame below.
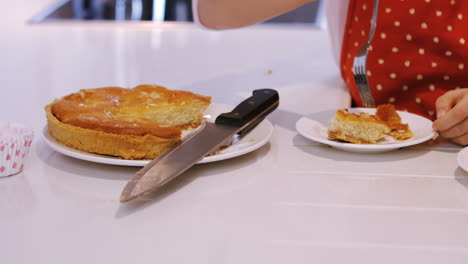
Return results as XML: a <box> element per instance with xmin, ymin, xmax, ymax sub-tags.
<box><xmin>120</xmin><ymin>89</ymin><xmax>279</xmax><ymax>202</ymax></box>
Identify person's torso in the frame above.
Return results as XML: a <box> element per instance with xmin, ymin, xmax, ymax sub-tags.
<box><xmin>337</xmin><ymin>0</ymin><xmax>468</xmax><ymax>119</ymax></box>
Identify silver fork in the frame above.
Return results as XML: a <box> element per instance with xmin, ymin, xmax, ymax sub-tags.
<box><xmin>353</xmin><ymin>0</ymin><xmax>380</xmax><ymax>108</ymax></box>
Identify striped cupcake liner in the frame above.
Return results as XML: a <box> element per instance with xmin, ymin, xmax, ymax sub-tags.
<box><xmin>0</xmin><ymin>123</ymin><xmax>34</xmax><ymax>177</ymax></box>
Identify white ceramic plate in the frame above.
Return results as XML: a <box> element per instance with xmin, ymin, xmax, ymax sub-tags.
<box><xmin>42</xmin><ymin>103</ymin><xmax>274</xmax><ymax>166</ymax></box>
<box><xmin>296</xmin><ymin>108</ymin><xmax>436</xmax><ymax>153</ymax></box>
<box><xmin>457</xmin><ymin>147</ymin><xmax>468</xmax><ymax>172</ymax></box>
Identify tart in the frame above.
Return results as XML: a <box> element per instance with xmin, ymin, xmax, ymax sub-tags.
<box><xmin>45</xmin><ymin>85</ymin><xmax>211</xmax><ymax>159</ymax></box>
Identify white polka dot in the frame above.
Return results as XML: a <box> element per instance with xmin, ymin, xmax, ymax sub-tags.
<box><xmin>428</xmin><ymin>110</ymin><xmax>435</xmax><ymax>116</ymax></box>
<box><xmin>377</xmin><ymin>84</ymin><xmax>383</xmax><ymax>91</ymax></box>
<box><xmin>348</xmin><ymin>29</ymin><xmax>352</xmax><ymax>34</ymax></box>
<box><xmin>406</xmin><ymin>34</ymin><xmax>412</xmax><ymax>41</ymax></box>
<box><xmin>458</xmin><ymin>14</ymin><xmax>463</xmax><ymax>20</ymax></box>
<box><xmin>426</xmin><ymin>0</ymin><xmax>431</xmax><ymax>2</ymax></box>
<box><xmin>417</xmin><ymin>74</ymin><xmax>423</xmax><ymax>80</ymax></box>
<box><xmin>410</xmin><ymin>8</ymin><xmax>415</xmax><ymax>15</ymax></box>
<box><xmin>443</xmin><ymin>75</ymin><xmax>450</xmax><ymax>80</ymax></box>
<box><xmin>369</xmin><ymin>45</ymin><xmax>373</xmax><ymax>51</ymax></box>
<box><xmin>367</xmin><ymin>70</ymin><xmax>372</xmax><ymax>76</ymax></box>
<box><xmin>354</xmin><ymin>42</ymin><xmax>359</xmax><ymax>47</ymax></box>
<box><xmin>446</xmin><ymin>50</ymin><xmax>453</xmax><ymax>56</ymax></box>
<box><xmin>419</xmin><ymin>48</ymin><xmax>425</xmax><ymax>55</ymax></box>
<box><xmin>361</xmin><ymin>30</ymin><xmax>365</xmax><ymax>36</ymax></box>
<box><xmin>385</xmin><ymin>8</ymin><xmax>392</xmax><ymax>13</ymax></box>
<box><xmin>390</xmin><ymin>73</ymin><xmax>397</xmax><ymax>79</ymax></box>
<box><xmin>451</xmin><ymin>0</ymin><xmax>456</xmax><ymax>5</ymax></box>
<box><xmin>354</xmin><ymin>16</ymin><xmax>359</xmax><ymax>22</ymax></box>
<box><xmin>448</xmin><ymin>25</ymin><xmax>453</xmax><ymax>31</ymax></box>
<box><xmin>433</xmin><ymin>37</ymin><xmax>439</xmax><ymax>43</ymax></box>
<box><xmin>436</xmin><ymin>10</ymin><xmax>442</xmax><ymax>16</ymax></box>
<box><xmin>362</xmin><ymin>4</ymin><xmax>367</xmax><ymax>10</ymax></box>
<box><xmin>388</xmin><ymin>97</ymin><xmax>396</xmax><ymax>103</ymax></box>
<box><xmin>416</xmin><ymin>97</ymin><xmax>422</xmax><ymax>103</ymax></box>
<box><xmin>392</xmin><ymin>47</ymin><xmax>399</xmax><ymax>53</ymax></box>
<box><xmin>404</xmin><ymin>60</ymin><xmax>411</xmax><ymax>67</ymax></box>
<box><xmin>460</xmin><ymin>38</ymin><xmax>465</xmax><ymax>45</ymax></box>
<box><xmin>402</xmin><ymin>85</ymin><xmax>409</xmax><ymax>91</ymax></box>
<box><xmin>394</xmin><ymin>21</ymin><xmax>400</xmax><ymax>27</ymax></box>
<box><xmin>459</xmin><ymin>63</ymin><xmax>465</xmax><ymax>70</ymax></box>
<box><xmin>429</xmin><ymin>84</ymin><xmax>435</xmax><ymax>91</ymax></box>
<box><xmin>421</xmin><ymin>22</ymin><xmax>428</xmax><ymax>29</ymax></box>
<box><xmin>347</xmin><ymin>53</ymin><xmax>351</xmax><ymax>58</ymax></box>
<box><xmin>378</xmin><ymin>59</ymin><xmax>384</xmax><ymax>64</ymax></box>
<box><xmin>431</xmin><ymin>62</ymin><xmax>438</xmax><ymax>68</ymax></box>
<box><xmin>381</xmin><ymin>33</ymin><xmax>387</xmax><ymax>39</ymax></box>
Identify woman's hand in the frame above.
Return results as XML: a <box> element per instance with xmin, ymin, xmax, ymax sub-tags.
<box><xmin>433</xmin><ymin>88</ymin><xmax>468</xmax><ymax>146</ymax></box>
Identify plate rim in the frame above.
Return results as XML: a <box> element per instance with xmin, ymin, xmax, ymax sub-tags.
<box><xmin>296</xmin><ymin>107</ymin><xmax>437</xmax><ymax>152</ymax></box>
<box><xmin>42</xmin><ymin>104</ymin><xmax>274</xmax><ymax>166</ymax></box>
<box><xmin>457</xmin><ymin>147</ymin><xmax>468</xmax><ymax>172</ymax></box>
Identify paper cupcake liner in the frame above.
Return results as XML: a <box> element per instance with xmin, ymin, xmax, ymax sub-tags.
<box><xmin>0</xmin><ymin>123</ymin><xmax>34</xmax><ymax>177</ymax></box>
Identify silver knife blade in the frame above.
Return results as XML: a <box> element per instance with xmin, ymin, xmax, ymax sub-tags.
<box><xmin>120</xmin><ymin>123</ymin><xmax>238</xmax><ymax>202</ymax></box>
<box><xmin>120</xmin><ymin>89</ymin><xmax>279</xmax><ymax>202</ymax></box>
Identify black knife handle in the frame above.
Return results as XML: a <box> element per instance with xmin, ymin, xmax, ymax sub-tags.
<box><xmin>215</xmin><ymin>89</ymin><xmax>279</xmax><ymax>127</ymax></box>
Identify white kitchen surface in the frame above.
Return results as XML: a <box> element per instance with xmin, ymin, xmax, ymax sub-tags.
<box><xmin>1</xmin><ymin>1</ymin><xmax>467</xmax><ymax>264</ymax></box>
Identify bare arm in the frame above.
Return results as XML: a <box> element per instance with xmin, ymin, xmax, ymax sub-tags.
<box><xmin>196</xmin><ymin>0</ymin><xmax>317</xmax><ymax>30</ymax></box>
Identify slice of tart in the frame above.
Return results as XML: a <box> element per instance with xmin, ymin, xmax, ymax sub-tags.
<box><xmin>328</xmin><ymin>104</ymin><xmax>413</xmax><ymax>144</ymax></box>
<box><xmin>328</xmin><ymin>109</ymin><xmax>391</xmax><ymax>144</ymax></box>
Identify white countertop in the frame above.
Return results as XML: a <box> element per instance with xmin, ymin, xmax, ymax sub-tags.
<box><xmin>1</xmin><ymin>1</ymin><xmax>468</xmax><ymax>264</ymax></box>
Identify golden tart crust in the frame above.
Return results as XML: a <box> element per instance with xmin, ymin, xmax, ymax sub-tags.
<box><xmin>46</xmin><ymin>85</ymin><xmax>211</xmax><ymax>160</ymax></box>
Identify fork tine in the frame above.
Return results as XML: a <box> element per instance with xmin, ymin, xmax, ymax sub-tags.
<box><xmin>354</xmin><ymin>64</ymin><xmax>376</xmax><ymax>107</ymax></box>
<box><xmin>354</xmin><ymin>63</ymin><xmax>375</xmax><ymax>107</ymax></box>
<box><xmin>352</xmin><ymin>0</ymin><xmax>379</xmax><ymax>108</ymax></box>
<box><xmin>357</xmin><ymin>65</ymin><xmax>366</xmax><ymax>83</ymax></box>
<box><xmin>356</xmin><ymin>66</ymin><xmax>366</xmax><ymax>87</ymax></box>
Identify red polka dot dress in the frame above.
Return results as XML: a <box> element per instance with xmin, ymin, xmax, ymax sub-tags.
<box><xmin>341</xmin><ymin>0</ymin><xmax>468</xmax><ymax>120</ymax></box>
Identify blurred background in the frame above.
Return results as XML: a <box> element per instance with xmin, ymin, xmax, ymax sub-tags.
<box><xmin>30</xmin><ymin>0</ymin><xmax>325</xmax><ymax>27</ymax></box>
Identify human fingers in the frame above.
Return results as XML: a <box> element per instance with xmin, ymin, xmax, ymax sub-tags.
<box><xmin>433</xmin><ymin>91</ymin><xmax>468</xmax><ymax>131</ymax></box>
<box><xmin>449</xmin><ymin>132</ymin><xmax>468</xmax><ymax>146</ymax></box>
<box><xmin>435</xmin><ymin>90</ymin><xmax>460</xmax><ymax>119</ymax></box>
<box><xmin>437</xmin><ymin>117</ymin><xmax>468</xmax><ymax>139</ymax></box>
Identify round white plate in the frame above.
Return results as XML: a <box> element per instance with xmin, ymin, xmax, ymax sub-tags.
<box><xmin>42</xmin><ymin>103</ymin><xmax>274</xmax><ymax>166</ymax></box>
<box><xmin>296</xmin><ymin>108</ymin><xmax>436</xmax><ymax>153</ymax></box>
<box><xmin>457</xmin><ymin>147</ymin><xmax>468</xmax><ymax>172</ymax></box>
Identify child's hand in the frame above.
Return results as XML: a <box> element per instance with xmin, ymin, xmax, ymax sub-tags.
<box><xmin>433</xmin><ymin>88</ymin><xmax>468</xmax><ymax>146</ymax></box>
